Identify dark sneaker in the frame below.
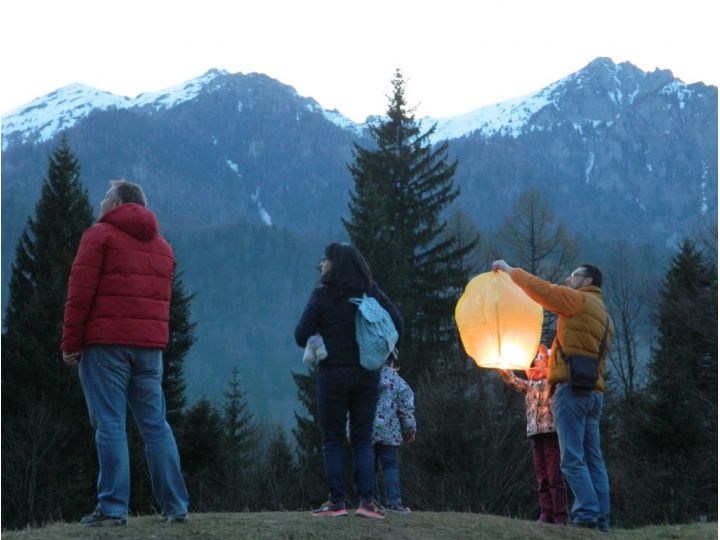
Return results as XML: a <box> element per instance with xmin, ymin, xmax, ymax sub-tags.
<box><xmin>80</xmin><ymin>508</ymin><xmax>127</xmax><ymax>527</ymax></box>
<box><xmin>385</xmin><ymin>503</ymin><xmax>411</xmax><ymax>514</ymax></box>
<box><xmin>572</xmin><ymin>520</ymin><xmax>598</xmax><ymax>529</ymax></box>
<box><xmin>312</xmin><ymin>500</ymin><xmax>349</xmax><ymax>517</ymax></box>
<box><xmin>163</xmin><ymin>514</ymin><xmax>188</xmax><ymax>524</ymax></box>
<box><xmin>355</xmin><ymin>500</ymin><xmax>385</xmax><ymax>520</ymax></box>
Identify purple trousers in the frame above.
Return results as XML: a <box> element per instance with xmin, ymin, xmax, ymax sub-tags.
<box><xmin>530</xmin><ymin>432</ymin><xmax>568</xmax><ymax>524</ymax></box>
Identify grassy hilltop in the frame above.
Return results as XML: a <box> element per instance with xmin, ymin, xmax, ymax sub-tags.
<box><xmin>2</xmin><ymin>512</ymin><xmax>717</xmax><ymax>540</ymax></box>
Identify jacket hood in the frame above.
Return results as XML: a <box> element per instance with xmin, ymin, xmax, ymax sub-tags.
<box><xmin>100</xmin><ymin>203</ymin><xmax>159</xmax><ymax>241</ymax></box>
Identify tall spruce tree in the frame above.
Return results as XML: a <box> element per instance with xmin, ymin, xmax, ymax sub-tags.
<box><xmin>164</xmin><ymin>274</ymin><xmax>195</xmax><ymax>424</ymax></box>
<box><xmin>223</xmin><ymin>366</ymin><xmax>257</xmax><ymax>457</ymax></box>
<box><xmin>631</xmin><ymin>240</ymin><xmax>717</xmax><ymax>523</ymax></box>
<box><xmin>343</xmin><ymin>70</ymin><xmax>477</xmax><ymax>375</ymax></box>
<box><xmin>261</xmin><ymin>426</ymin><xmax>301</xmax><ymax>509</ymax></box>
<box><xmin>218</xmin><ymin>367</ymin><xmax>258</xmax><ymax>509</ymax></box>
<box><xmin>1</xmin><ymin>135</ymin><xmax>96</xmax><ymax>528</ymax></box>
<box><xmin>178</xmin><ymin>398</ymin><xmax>225</xmax><ymax>510</ymax></box>
<box><xmin>291</xmin><ymin>368</ymin><xmax>325</xmax><ymax>502</ymax></box>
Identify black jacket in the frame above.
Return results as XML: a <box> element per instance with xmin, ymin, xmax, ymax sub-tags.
<box><xmin>294</xmin><ymin>281</ymin><xmax>403</xmax><ymax>367</ymax></box>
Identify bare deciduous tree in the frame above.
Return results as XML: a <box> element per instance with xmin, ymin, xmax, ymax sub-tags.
<box><xmin>605</xmin><ymin>243</ymin><xmax>651</xmax><ymax>396</ymax></box>
<box><xmin>496</xmin><ymin>187</ymin><xmax>580</xmax><ymax>342</ymax></box>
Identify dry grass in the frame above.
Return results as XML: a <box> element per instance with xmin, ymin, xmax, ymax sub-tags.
<box><xmin>2</xmin><ymin>512</ymin><xmax>717</xmax><ymax>540</ymax></box>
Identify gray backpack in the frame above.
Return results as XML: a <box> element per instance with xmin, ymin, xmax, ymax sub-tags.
<box><xmin>348</xmin><ymin>293</ymin><xmax>399</xmax><ymax>371</ymax></box>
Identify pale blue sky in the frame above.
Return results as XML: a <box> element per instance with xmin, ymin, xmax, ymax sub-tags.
<box><xmin>1</xmin><ymin>0</ymin><xmax>717</xmax><ymax>121</ymax></box>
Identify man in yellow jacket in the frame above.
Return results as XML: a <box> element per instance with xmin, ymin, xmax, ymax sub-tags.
<box><xmin>492</xmin><ymin>260</ymin><xmax>613</xmax><ymax>532</ymax></box>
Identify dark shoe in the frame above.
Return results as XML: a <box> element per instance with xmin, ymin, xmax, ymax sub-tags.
<box><xmin>312</xmin><ymin>500</ymin><xmax>349</xmax><ymax>517</ymax></box>
<box><xmin>572</xmin><ymin>520</ymin><xmax>598</xmax><ymax>529</ymax></box>
<box><xmin>80</xmin><ymin>508</ymin><xmax>127</xmax><ymax>527</ymax></box>
<box><xmin>163</xmin><ymin>514</ymin><xmax>188</xmax><ymax>524</ymax></box>
<box><xmin>355</xmin><ymin>500</ymin><xmax>385</xmax><ymax>520</ymax></box>
<box><xmin>385</xmin><ymin>503</ymin><xmax>411</xmax><ymax>514</ymax></box>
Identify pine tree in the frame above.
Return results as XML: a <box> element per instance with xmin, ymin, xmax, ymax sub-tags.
<box><xmin>164</xmin><ymin>274</ymin><xmax>195</xmax><ymax>424</ymax></box>
<box><xmin>634</xmin><ymin>240</ymin><xmax>717</xmax><ymax>522</ymax></box>
<box><xmin>178</xmin><ymin>398</ymin><xmax>225</xmax><ymax>510</ymax></box>
<box><xmin>343</xmin><ymin>70</ymin><xmax>477</xmax><ymax>375</ymax></box>
<box><xmin>223</xmin><ymin>366</ymin><xmax>257</xmax><ymax>458</ymax></box>
<box><xmin>1</xmin><ymin>135</ymin><xmax>96</xmax><ymax>528</ymax></box>
<box><xmin>258</xmin><ymin>426</ymin><xmax>301</xmax><ymax>510</ymax></box>
<box><xmin>291</xmin><ymin>368</ymin><xmax>325</xmax><ymax>502</ymax></box>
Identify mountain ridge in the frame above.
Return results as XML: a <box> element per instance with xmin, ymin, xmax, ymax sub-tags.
<box><xmin>4</xmin><ymin>57</ymin><xmax>714</xmax><ymax>151</ymax></box>
<box><xmin>1</xmin><ymin>57</ymin><xmax>716</xmax><ymax>425</ymax></box>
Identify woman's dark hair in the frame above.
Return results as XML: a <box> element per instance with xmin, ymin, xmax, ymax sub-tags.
<box><xmin>320</xmin><ymin>242</ymin><xmax>372</xmax><ymax>293</ymax></box>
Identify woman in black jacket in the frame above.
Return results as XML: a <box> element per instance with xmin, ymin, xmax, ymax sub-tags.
<box><xmin>295</xmin><ymin>242</ymin><xmax>403</xmax><ymax>519</ymax></box>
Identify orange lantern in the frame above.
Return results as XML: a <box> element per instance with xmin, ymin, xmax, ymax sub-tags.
<box><xmin>455</xmin><ymin>271</ymin><xmax>543</xmax><ymax>370</ymax></box>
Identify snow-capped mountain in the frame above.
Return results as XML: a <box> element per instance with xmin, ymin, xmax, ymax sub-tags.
<box><xmin>1</xmin><ymin>57</ymin><xmax>716</xmax><ymax>424</ymax></box>
<box><xmin>2</xmin><ymin>57</ymin><xmax>716</xmax><ymax>243</ymax></box>
<box><xmin>1</xmin><ymin>68</ymin><xmax>358</xmax><ymax>150</ymax></box>
<box><xmin>425</xmin><ymin>58</ymin><xmax>712</xmax><ymax>143</ymax></box>
<box><xmin>4</xmin><ymin>58</ymin><xmax>710</xmax><ymax>154</ymax></box>
<box><xmin>2</xmin><ymin>84</ymin><xmax>130</xmax><ymax>149</ymax></box>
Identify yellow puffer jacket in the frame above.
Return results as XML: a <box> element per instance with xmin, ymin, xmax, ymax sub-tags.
<box><xmin>509</xmin><ymin>269</ymin><xmax>614</xmax><ymax>392</ymax></box>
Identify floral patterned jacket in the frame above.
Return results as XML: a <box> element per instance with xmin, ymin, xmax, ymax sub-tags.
<box><xmin>373</xmin><ymin>366</ymin><xmax>417</xmax><ymax>446</ymax></box>
<box><xmin>501</xmin><ymin>371</ymin><xmax>556</xmax><ymax>437</ymax></box>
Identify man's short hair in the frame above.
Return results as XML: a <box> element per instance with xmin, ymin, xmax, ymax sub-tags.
<box><xmin>579</xmin><ymin>264</ymin><xmax>603</xmax><ymax>288</ymax></box>
<box><xmin>110</xmin><ymin>179</ymin><xmax>147</xmax><ymax>207</ymax></box>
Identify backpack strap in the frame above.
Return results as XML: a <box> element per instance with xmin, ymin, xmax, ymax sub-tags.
<box><xmin>348</xmin><ymin>293</ymin><xmax>366</xmax><ymax>307</ymax></box>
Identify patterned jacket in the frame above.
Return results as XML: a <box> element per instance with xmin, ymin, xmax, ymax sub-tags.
<box><xmin>502</xmin><ymin>371</ymin><xmax>555</xmax><ymax>438</ymax></box>
<box><xmin>373</xmin><ymin>366</ymin><xmax>416</xmax><ymax>446</ymax></box>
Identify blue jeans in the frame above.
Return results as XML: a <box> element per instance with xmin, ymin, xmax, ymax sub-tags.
<box><xmin>316</xmin><ymin>365</ymin><xmax>380</xmax><ymax>504</ymax></box>
<box><xmin>552</xmin><ymin>383</ymin><xmax>610</xmax><ymax>532</ymax></box>
<box><xmin>79</xmin><ymin>346</ymin><xmax>189</xmax><ymax>518</ymax></box>
<box><xmin>375</xmin><ymin>444</ymin><xmax>402</xmax><ymax>505</ymax></box>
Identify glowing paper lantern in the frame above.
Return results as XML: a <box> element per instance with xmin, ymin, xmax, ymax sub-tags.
<box><xmin>455</xmin><ymin>272</ymin><xmax>543</xmax><ymax>370</ymax></box>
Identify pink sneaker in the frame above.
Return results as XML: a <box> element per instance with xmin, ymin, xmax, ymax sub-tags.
<box><xmin>312</xmin><ymin>500</ymin><xmax>349</xmax><ymax>517</ymax></box>
<box><xmin>355</xmin><ymin>500</ymin><xmax>385</xmax><ymax>520</ymax></box>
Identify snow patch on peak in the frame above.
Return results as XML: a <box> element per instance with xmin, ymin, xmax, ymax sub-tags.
<box><xmin>661</xmin><ymin>81</ymin><xmax>693</xmax><ymax>109</ymax></box>
<box><xmin>132</xmin><ymin>69</ymin><xmax>229</xmax><ymax>110</ymax></box>
<box><xmin>322</xmin><ymin>109</ymin><xmax>362</xmax><ymax>134</ymax></box>
<box><xmin>2</xmin><ymin>70</ymin><xmax>230</xmax><ymax>149</ymax></box>
<box><xmin>226</xmin><ymin>159</ymin><xmax>241</xmax><ymax>176</ymax></box>
<box><xmin>2</xmin><ymin>84</ymin><xmax>129</xmax><ymax>150</ymax></box>
<box><xmin>251</xmin><ymin>187</ymin><xmax>272</xmax><ymax>226</ymax></box>
<box><xmin>585</xmin><ymin>152</ymin><xmax>595</xmax><ymax>183</ymax></box>
<box><xmin>424</xmin><ymin>89</ymin><xmax>553</xmax><ymax>143</ymax></box>
<box><xmin>297</xmin><ymin>96</ymin><xmax>363</xmax><ymax>135</ymax></box>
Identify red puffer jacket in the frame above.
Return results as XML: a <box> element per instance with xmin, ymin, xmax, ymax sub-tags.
<box><xmin>61</xmin><ymin>203</ymin><xmax>175</xmax><ymax>352</ymax></box>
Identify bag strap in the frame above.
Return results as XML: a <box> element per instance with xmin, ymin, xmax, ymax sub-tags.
<box><xmin>597</xmin><ymin>315</ymin><xmax>610</xmax><ymax>360</ymax></box>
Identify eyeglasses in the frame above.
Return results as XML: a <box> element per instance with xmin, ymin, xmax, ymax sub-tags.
<box><xmin>319</xmin><ymin>256</ymin><xmax>328</xmax><ymax>263</ymax></box>
<box><xmin>569</xmin><ymin>271</ymin><xmax>588</xmax><ymax>279</ymax></box>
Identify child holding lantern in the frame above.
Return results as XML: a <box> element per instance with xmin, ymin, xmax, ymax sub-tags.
<box><xmin>498</xmin><ymin>345</ymin><xmax>568</xmax><ymax>525</ymax></box>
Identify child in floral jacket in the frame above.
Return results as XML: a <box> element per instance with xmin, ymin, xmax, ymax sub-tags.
<box><xmin>499</xmin><ymin>345</ymin><xmax>568</xmax><ymax>525</ymax></box>
<box><xmin>373</xmin><ymin>361</ymin><xmax>416</xmax><ymax>513</ymax></box>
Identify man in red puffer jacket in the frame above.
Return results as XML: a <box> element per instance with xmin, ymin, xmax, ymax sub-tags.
<box><xmin>62</xmin><ymin>179</ymin><xmax>189</xmax><ymax>527</ymax></box>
